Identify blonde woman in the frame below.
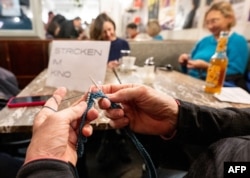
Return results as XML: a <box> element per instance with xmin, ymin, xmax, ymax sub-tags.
<box><xmin>178</xmin><ymin>1</ymin><xmax>248</xmax><ymax>90</ymax></box>
<box><xmin>146</xmin><ymin>19</ymin><xmax>163</xmax><ymax>40</ymax></box>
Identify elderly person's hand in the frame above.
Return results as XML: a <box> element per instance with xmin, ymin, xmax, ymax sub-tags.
<box><xmin>24</xmin><ymin>87</ymin><xmax>98</xmax><ymax>166</ymax></box>
<box><xmin>107</xmin><ymin>60</ymin><xmax>120</xmax><ymax>68</ymax></box>
<box><xmin>178</xmin><ymin>53</ymin><xmax>190</xmax><ymax>65</ymax></box>
<box><xmin>97</xmin><ymin>84</ymin><xmax>179</xmax><ymax>138</ymax></box>
<box><xmin>187</xmin><ymin>60</ymin><xmax>210</xmax><ymax>70</ymax></box>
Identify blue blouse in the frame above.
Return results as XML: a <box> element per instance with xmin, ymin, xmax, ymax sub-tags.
<box><xmin>188</xmin><ymin>32</ymin><xmax>249</xmax><ymax>79</ymax></box>
<box><xmin>153</xmin><ymin>34</ymin><xmax>163</xmax><ymax>40</ymax></box>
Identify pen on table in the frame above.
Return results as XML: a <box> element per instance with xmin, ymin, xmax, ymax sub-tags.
<box><xmin>112</xmin><ymin>68</ymin><xmax>122</xmax><ymax>84</ymax></box>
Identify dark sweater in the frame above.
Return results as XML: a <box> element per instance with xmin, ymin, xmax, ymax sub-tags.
<box><xmin>17</xmin><ymin>159</ymin><xmax>78</xmax><ymax>178</ymax></box>
<box><xmin>108</xmin><ymin>38</ymin><xmax>130</xmax><ymax>62</ymax></box>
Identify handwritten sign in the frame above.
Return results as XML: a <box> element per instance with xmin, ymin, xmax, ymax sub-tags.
<box><xmin>46</xmin><ymin>41</ymin><xmax>110</xmax><ymax>92</ymax></box>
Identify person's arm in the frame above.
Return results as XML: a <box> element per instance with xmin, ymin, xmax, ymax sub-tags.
<box><xmin>97</xmin><ymin>84</ymin><xmax>250</xmax><ymax>146</ymax></box>
<box><xmin>17</xmin><ymin>159</ymin><xmax>78</xmax><ymax>178</ymax></box>
<box><xmin>176</xmin><ymin>100</ymin><xmax>250</xmax><ymax>145</ymax></box>
<box><xmin>16</xmin><ymin>87</ymin><xmax>96</xmax><ymax>178</ymax></box>
<box><xmin>226</xmin><ymin>33</ymin><xmax>249</xmax><ymax>75</ymax></box>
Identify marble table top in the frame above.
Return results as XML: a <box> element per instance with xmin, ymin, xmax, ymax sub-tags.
<box><xmin>0</xmin><ymin>68</ymin><xmax>118</xmax><ymax>133</ymax></box>
<box><xmin>1</xmin><ymin>67</ymin><xmax>249</xmax><ymax>133</ymax></box>
<box><xmin>114</xmin><ymin>67</ymin><xmax>250</xmax><ymax>109</ymax></box>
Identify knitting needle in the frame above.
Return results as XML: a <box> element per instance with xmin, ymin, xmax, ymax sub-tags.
<box><xmin>89</xmin><ymin>75</ymin><xmax>102</xmax><ymax>91</ymax></box>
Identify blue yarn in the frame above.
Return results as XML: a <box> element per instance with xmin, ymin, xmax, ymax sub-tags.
<box><xmin>76</xmin><ymin>90</ymin><xmax>158</xmax><ymax>178</ymax></box>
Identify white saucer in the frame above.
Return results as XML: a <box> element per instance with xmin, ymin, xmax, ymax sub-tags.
<box><xmin>118</xmin><ymin>65</ymin><xmax>137</xmax><ymax>71</ymax></box>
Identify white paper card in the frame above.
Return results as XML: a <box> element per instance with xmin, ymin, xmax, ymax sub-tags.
<box><xmin>46</xmin><ymin>41</ymin><xmax>110</xmax><ymax>92</ymax></box>
<box><xmin>214</xmin><ymin>87</ymin><xmax>250</xmax><ymax>104</ymax></box>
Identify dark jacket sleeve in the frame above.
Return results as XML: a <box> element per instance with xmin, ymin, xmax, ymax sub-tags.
<box><xmin>16</xmin><ymin>159</ymin><xmax>78</xmax><ymax>178</ymax></box>
<box><xmin>175</xmin><ymin>100</ymin><xmax>250</xmax><ymax>145</ymax></box>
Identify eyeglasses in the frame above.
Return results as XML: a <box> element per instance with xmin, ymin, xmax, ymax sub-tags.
<box><xmin>205</xmin><ymin>18</ymin><xmax>221</xmax><ymax>26</ymax></box>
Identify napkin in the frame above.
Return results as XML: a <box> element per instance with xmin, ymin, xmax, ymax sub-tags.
<box><xmin>214</xmin><ymin>87</ymin><xmax>250</xmax><ymax>104</ymax></box>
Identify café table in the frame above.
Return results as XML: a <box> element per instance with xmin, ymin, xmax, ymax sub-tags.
<box><xmin>113</xmin><ymin>66</ymin><xmax>250</xmax><ymax>109</ymax></box>
<box><xmin>0</xmin><ymin>68</ymin><xmax>119</xmax><ymax>133</ymax></box>
<box><xmin>1</xmin><ymin>66</ymin><xmax>250</xmax><ymax>133</ymax></box>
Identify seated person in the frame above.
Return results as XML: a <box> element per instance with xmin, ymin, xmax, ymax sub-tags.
<box><xmin>178</xmin><ymin>2</ymin><xmax>249</xmax><ymax>90</ymax></box>
<box><xmin>46</xmin><ymin>14</ymin><xmax>66</xmax><ymax>39</ymax></box>
<box><xmin>0</xmin><ymin>67</ymin><xmax>20</xmax><ymax>100</ymax></box>
<box><xmin>146</xmin><ymin>19</ymin><xmax>163</xmax><ymax>40</ymax></box>
<box><xmin>0</xmin><ymin>68</ymin><xmax>23</xmax><ymax>178</ymax></box>
<box><xmin>126</xmin><ymin>22</ymin><xmax>139</xmax><ymax>39</ymax></box>
<box><xmin>46</xmin><ymin>21</ymin><xmax>60</xmax><ymax>39</ymax></box>
<box><xmin>57</xmin><ymin>17</ymin><xmax>82</xmax><ymax>39</ymax></box>
<box><xmin>90</xmin><ymin>13</ymin><xmax>130</xmax><ymax>68</ymax></box>
<box><xmin>16</xmin><ymin>85</ymin><xmax>250</xmax><ymax>178</ymax></box>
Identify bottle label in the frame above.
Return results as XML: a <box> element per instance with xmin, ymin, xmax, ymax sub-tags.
<box><xmin>216</xmin><ymin>37</ymin><xmax>227</xmax><ymax>52</ymax></box>
<box><xmin>205</xmin><ymin>65</ymin><xmax>221</xmax><ymax>87</ymax></box>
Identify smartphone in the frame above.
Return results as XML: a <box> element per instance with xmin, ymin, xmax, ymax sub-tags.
<box><xmin>7</xmin><ymin>95</ymin><xmax>52</xmax><ymax>108</ymax></box>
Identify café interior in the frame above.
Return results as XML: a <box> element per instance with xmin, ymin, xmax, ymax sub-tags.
<box><xmin>0</xmin><ymin>0</ymin><xmax>250</xmax><ymax>178</ymax></box>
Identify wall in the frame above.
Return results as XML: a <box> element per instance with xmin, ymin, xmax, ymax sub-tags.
<box><xmin>3</xmin><ymin>0</ymin><xmax>249</xmax><ymax>40</ymax></box>
<box><xmin>42</xmin><ymin>0</ymin><xmax>100</xmax><ymax>24</ymax></box>
<box><xmin>159</xmin><ymin>0</ymin><xmax>250</xmax><ymax>41</ymax></box>
<box><xmin>101</xmin><ymin>0</ymin><xmax>250</xmax><ymax>41</ymax></box>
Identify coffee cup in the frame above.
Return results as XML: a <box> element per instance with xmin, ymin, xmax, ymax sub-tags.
<box><xmin>120</xmin><ymin>56</ymin><xmax>136</xmax><ymax>71</ymax></box>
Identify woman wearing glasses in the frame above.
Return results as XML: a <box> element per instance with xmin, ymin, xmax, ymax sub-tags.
<box><xmin>178</xmin><ymin>1</ymin><xmax>248</xmax><ymax>90</ymax></box>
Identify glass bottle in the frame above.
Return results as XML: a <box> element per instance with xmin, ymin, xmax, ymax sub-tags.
<box><xmin>119</xmin><ymin>50</ymin><xmax>130</xmax><ymax>71</ymax></box>
<box><xmin>120</xmin><ymin>50</ymin><xmax>131</xmax><ymax>60</ymax></box>
<box><xmin>143</xmin><ymin>57</ymin><xmax>155</xmax><ymax>85</ymax></box>
<box><xmin>204</xmin><ymin>31</ymin><xmax>229</xmax><ymax>94</ymax></box>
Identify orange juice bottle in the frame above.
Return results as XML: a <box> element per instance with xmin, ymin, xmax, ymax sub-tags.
<box><xmin>204</xmin><ymin>31</ymin><xmax>228</xmax><ymax>94</ymax></box>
